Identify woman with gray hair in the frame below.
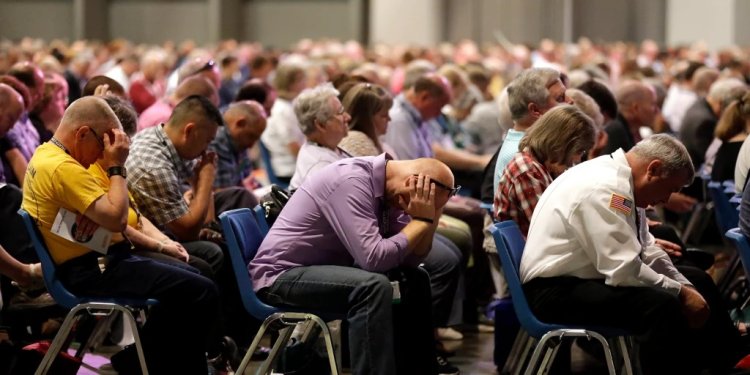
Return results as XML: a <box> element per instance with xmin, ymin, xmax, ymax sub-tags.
<box><xmin>260</xmin><ymin>62</ymin><xmax>308</xmax><ymax>183</ymax></box>
<box><xmin>289</xmin><ymin>83</ymin><xmax>351</xmax><ymax>189</ymax></box>
<box><xmin>494</xmin><ymin>104</ymin><xmax>596</xmax><ymax>236</ymax></box>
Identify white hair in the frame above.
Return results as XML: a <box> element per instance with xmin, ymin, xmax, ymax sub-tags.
<box><xmin>630</xmin><ymin>134</ymin><xmax>695</xmax><ymax>181</ymax></box>
<box><xmin>293</xmin><ymin>83</ymin><xmax>340</xmax><ymax>135</ymax></box>
<box><xmin>507</xmin><ymin>67</ymin><xmax>561</xmax><ymax>121</ymax></box>
<box><xmin>708</xmin><ymin>78</ymin><xmax>748</xmax><ymax>110</ymax></box>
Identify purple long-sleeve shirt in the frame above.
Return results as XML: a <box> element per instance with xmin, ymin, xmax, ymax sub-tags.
<box><xmin>250</xmin><ymin>154</ymin><xmax>420</xmax><ymax>291</ymax></box>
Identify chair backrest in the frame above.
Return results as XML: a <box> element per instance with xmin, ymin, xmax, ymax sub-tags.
<box><xmin>17</xmin><ymin>209</ymin><xmax>80</xmax><ymax>309</ymax></box>
<box><xmin>253</xmin><ymin>205</ymin><xmax>270</xmax><ymax>236</ymax></box>
<box><xmin>258</xmin><ymin>140</ymin><xmax>289</xmax><ymax>190</ymax></box>
<box><xmin>725</xmin><ymin>228</ymin><xmax>750</xmax><ymax>282</ymax></box>
<box><xmin>219</xmin><ymin>208</ymin><xmax>278</xmax><ymax>320</ymax></box>
<box><xmin>489</xmin><ymin>220</ymin><xmax>565</xmax><ymax>338</ymax></box>
<box><xmin>709</xmin><ymin>181</ymin><xmax>739</xmax><ymax>234</ymax></box>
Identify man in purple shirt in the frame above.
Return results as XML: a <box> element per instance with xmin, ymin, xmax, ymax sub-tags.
<box><xmin>250</xmin><ymin>154</ymin><xmax>458</xmax><ymax>375</ymax></box>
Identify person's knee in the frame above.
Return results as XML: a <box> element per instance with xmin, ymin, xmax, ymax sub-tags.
<box><xmin>355</xmin><ymin>273</ymin><xmax>392</xmax><ymax>304</ymax></box>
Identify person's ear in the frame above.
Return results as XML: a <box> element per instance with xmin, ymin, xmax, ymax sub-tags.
<box><xmin>184</xmin><ymin>122</ymin><xmax>196</xmax><ymax>140</ymax></box>
<box><xmin>528</xmin><ymin>102</ymin><xmax>541</xmax><ymax>118</ymax></box>
<box><xmin>646</xmin><ymin>159</ymin><xmax>663</xmax><ymax>180</ymax></box>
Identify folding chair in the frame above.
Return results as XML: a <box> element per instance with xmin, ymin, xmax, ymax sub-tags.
<box><xmin>219</xmin><ymin>208</ymin><xmax>340</xmax><ymax>375</ymax></box>
<box><xmin>725</xmin><ymin>228</ymin><xmax>750</xmax><ymax>310</ymax></box>
<box><xmin>17</xmin><ymin>209</ymin><xmax>156</xmax><ymax>375</ymax></box>
<box><xmin>489</xmin><ymin>221</ymin><xmax>638</xmax><ymax>375</ymax></box>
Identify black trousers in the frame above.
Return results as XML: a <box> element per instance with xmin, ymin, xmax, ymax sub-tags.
<box><xmin>524</xmin><ymin>276</ymin><xmax>694</xmax><ymax>375</ymax></box>
<box><xmin>57</xmin><ymin>250</ymin><xmax>219</xmax><ymax>374</ymax></box>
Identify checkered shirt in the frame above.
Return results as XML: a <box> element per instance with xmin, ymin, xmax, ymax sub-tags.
<box><xmin>125</xmin><ymin>124</ymin><xmax>195</xmax><ymax>227</ymax></box>
<box><xmin>208</xmin><ymin>126</ymin><xmax>252</xmax><ymax>189</ymax></box>
<box><xmin>494</xmin><ymin>151</ymin><xmax>553</xmax><ymax>237</ymax></box>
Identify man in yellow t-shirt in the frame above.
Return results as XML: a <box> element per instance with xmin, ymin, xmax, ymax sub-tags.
<box><xmin>22</xmin><ymin>96</ymin><xmax>218</xmax><ymax>374</ymax></box>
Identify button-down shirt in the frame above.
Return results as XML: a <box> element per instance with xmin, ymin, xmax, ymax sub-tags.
<box><xmin>384</xmin><ymin>94</ymin><xmax>434</xmax><ymax>160</ymax></box>
<box><xmin>126</xmin><ymin>124</ymin><xmax>195</xmax><ymax>227</ymax></box>
<box><xmin>6</xmin><ymin>113</ymin><xmax>40</xmax><ymax>161</ymax></box>
<box><xmin>493</xmin><ymin>129</ymin><xmax>524</xmax><ymax>193</ymax></box>
<box><xmin>494</xmin><ymin>150</ymin><xmax>553</xmax><ymax>237</ymax></box>
<box><xmin>521</xmin><ymin>149</ymin><xmax>689</xmax><ymax>296</ymax></box>
<box><xmin>250</xmin><ymin>154</ymin><xmax>418</xmax><ymax>291</ymax></box>
<box><xmin>260</xmin><ymin>98</ymin><xmax>305</xmax><ymax>178</ymax></box>
<box><xmin>209</xmin><ymin>126</ymin><xmax>252</xmax><ymax>189</ymax></box>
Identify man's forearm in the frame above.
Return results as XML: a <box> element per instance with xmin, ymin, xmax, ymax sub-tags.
<box><xmin>401</xmin><ymin>220</ymin><xmax>436</xmax><ymax>257</ymax></box>
<box><xmin>432</xmin><ymin>144</ymin><xmax>488</xmax><ymax>171</ymax></box>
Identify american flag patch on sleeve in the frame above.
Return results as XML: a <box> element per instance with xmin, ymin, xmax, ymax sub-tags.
<box><xmin>609</xmin><ymin>193</ymin><xmax>633</xmax><ymax>215</ymax></box>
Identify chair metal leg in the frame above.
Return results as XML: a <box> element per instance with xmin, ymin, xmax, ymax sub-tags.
<box><xmin>501</xmin><ymin>329</ymin><xmax>528</xmax><ymax>375</ymax></box>
<box><xmin>308</xmin><ymin>314</ymin><xmax>340</xmax><ymax>375</ymax></box>
<box><xmin>617</xmin><ymin>336</ymin><xmax>633</xmax><ymax>375</ymax></box>
<box><xmin>118</xmin><ymin>307</ymin><xmax>149</xmax><ymax>375</ymax></box>
<box><xmin>524</xmin><ymin>331</ymin><xmax>558</xmax><ymax>375</ymax></box>
<box><xmin>259</xmin><ymin>326</ymin><xmax>294</xmax><ymax>374</ymax></box>
<box><xmin>36</xmin><ymin>306</ymin><xmax>83</xmax><ymax>375</ymax></box>
<box><xmin>236</xmin><ymin>313</ymin><xmax>279</xmax><ymax>375</ymax></box>
<box><xmin>515</xmin><ymin>334</ymin><xmax>536</xmax><ymax>375</ymax></box>
<box><xmin>587</xmin><ymin>331</ymin><xmax>616</xmax><ymax>375</ymax></box>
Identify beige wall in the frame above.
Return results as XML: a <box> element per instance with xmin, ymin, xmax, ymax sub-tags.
<box><xmin>666</xmin><ymin>0</ymin><xmax>735</xmax><ymax>49</ymax></box>
<box><xmin>0</xmin><ymin>0</ymin><xmax>74</xmax><ymax>41</ymax></box>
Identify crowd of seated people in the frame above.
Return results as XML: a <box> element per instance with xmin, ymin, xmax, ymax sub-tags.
<box><xmin>0</xmin><ymin>35</ymin><xmax>749</xmax><ymax>375</ymax></box>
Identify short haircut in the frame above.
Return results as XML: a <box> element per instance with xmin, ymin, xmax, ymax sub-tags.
<box><xmin>235</xmin><ymin>80</ymin><xmax>270</xmax><ymax>104</ymax></box>
<box><xmin>174</xmin><ymin>75</ymin><xmax>217</xmax><ymax>102</ymax></box>
<box><xmin>403</xmin><ymin>59</ymin><xmax>437</xmax><ymax>90</ymax></box>
<box><xmin>567</xmin><ymin>88</ymin><xmax>604</xmax><ymax>128</ymax></box>
<box><xmin>577</xmin><ymin>79</ymin><xmax>618</xmax><ymax>120</ymax></box>
<box><xmin>692</xmin><ymin>67</ymin><xmax>719</xmax><ymax>96</ymax></box>
<box><xmin>82</xmin><ymin>75</ymin><xmax>126</xmax><ymax>97</ymax></box>
<box><xmin>293</xmin><ymin>83</ymin><xmax>339</xmax><ymax>135</ymax></box>
<box><xmin>167</xmin><ymin>95</ymin><xmax>223</xmax><ymax>129</ymax></box>
<box><xmin>412</xmin><ymin>74</ymin><xmax>450</xmax><ymax>99</ymax></box>
<box><xmin>630</xmin><ymin>134</ymin><xmax>695</xmax><ymax>182</ymax></box>
<box><xmin>103</xmin><ymin>95</ymin><xmax>138</xmax><ymax>137</ymax></box>
<box><xmin>251</xmin><ymin>55</ymin><xmax>272</xmax><ymax>71</ymax></box>
<box><xmin>615</xmin><ymin>81</ymin><xmax>652</xmax><ymax>108</ymax></box>
<box><xmin>715</xmin><ymin>91</ymin><xmax>750</xmax><ymax>142</ymax></box>
<box><xmin>273</xmin><ymin>62</ymin><xmax>306</xmax><ymax>98</ymax></box>
<box><xmin>518</xmin><ymin>105</ymin><xmax>596</xmax><ymax>166</ymax></box>
<box><xmin>342</xmin><ymin>82</ymin><xmax>393</xmax><ymax>152</ymax></box>
<box><xmin>8</xmin><ymin>63</ymin><xmax>42</xmax><ymax>90</ymax></box>
<box><xmin>507</xmin><ymin>68</ymin><xmax>561</xmax><ymax>121</ymax></box>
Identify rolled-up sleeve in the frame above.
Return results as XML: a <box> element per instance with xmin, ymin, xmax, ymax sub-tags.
<box><xmin>318</xmin><ymin>176</ymin><xmax>410</xmax><ymax>272</ymax></box>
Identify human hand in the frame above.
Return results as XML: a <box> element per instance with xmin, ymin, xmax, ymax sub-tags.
<box><xmin>655</xmin><ymin>238</ymin><xmax>682</xmax><ymax>257</ymax></box>
<box><xmin>101</xmin><ymin>128</ymin><xmax>130</xmax><ymax>169</ymax></box>
<box><xmin>183</xmin><ymin>189</ymin><xmax>194</xmax><ymax>205</ymax></box>
<box><xmin>678</xmin><ymin>286</ymin><xmax>710</xmax><ymax>329</ymax></box>
<box><xmin>663</xmin><ymin>193</ymin><xmax>697</xmax><ymax>213</ymax></box>
<box><xmin>399</xmin><ymin>173</ymin><xmax>437</xmax><ymax>221</ymax></box>
<box><xmin>94</xmin><ymin>84</ymin><xmax>112</xmax><ymax>97</ymax></box>
<box><xmin>193</xmin><ymin>151</ymin><xmax>217</xmax><ymax>186</ymax></box>
<box><xmin>73</xmin><ymin>214</ymin><xmax>100</xmax><ymax>242</ymax></box>
<box><xmin>161</xmin><ymin>240</ymin><xmax>189</xmax><ymax>262</ymax></box>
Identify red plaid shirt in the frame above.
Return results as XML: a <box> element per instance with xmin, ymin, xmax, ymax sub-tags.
<box><xmin>494</xmin><ymin>151</ymin><xmax>553</xmax><ymax>237</ymax></box>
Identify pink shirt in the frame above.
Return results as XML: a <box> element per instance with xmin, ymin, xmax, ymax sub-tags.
<box><xmin>137</xmin><ymin>99</ymin><xmax>173</xmax><ymax>132</ymax></box>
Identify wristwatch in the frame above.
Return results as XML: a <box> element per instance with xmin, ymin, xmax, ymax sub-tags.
<box><xmin>107</xmin><ymin>166</ymin><xmax>127</xmax><ymax>178</ymax></box>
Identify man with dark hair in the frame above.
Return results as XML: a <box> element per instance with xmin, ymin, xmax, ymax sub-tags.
<box><xmin>82</xmin><ymin>75</ymin><xmax>127</xmax><ymax>98</ymax></box>
<box><xmin>138</xmin><ymin>75</ymin><xmax>218</xmax><ymax>132</ymax></box>
<box><xmin>577</xmin><ymin>79</ymin><xmax>618</xmax><ymax>123</ymax></box>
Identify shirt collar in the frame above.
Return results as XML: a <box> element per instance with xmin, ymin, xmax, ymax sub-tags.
<box><xmin>610</xmin><ymin>148</ymin><xmax>635</xmax><ymax>193</ymax></box>
<box><xmin>372</xmin><ymin>153</ymin><xmax>392</xmax><ymax>201</ymax></box>
<box><xmin>155</xmin><ymin>124</ymin><xmax>195</xmax><ymax>176</ymax></box>
<box><xmin>396</xmin><ymin>94</ymin><xmax>423</xmax><ymax>126</ymax></box>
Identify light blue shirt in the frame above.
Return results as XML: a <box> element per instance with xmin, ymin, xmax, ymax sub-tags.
<box><xmin>384</xmin><ymin>94</ymin><xmax>434</xmax><ymax>160</ymax></box>
<box><xmin>493</xmin><ymin>129</ymin><xmax>525</xmax><ymax>193</ymax></box>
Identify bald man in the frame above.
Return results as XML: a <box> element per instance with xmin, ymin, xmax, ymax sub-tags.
<box><xmin>0</xmin><ymin>83</ymin><xmax>24</xmax><ymax>138</ymax></box>
<box><xmin>137</xmin><ymin>75</ymin><xmax>219</xmax><ymax>132</ymax></box>
<box><xmin>602</xmin><ymin>80</ymin><xmax>658</xmax><ymax>154</ymax></box>
<box><xmin>21</xmin><ymin>96</ymin><xmax>218</xmax><ymax>374</ymax></box>
<box><xmin>251</xmin><ymin>155</ymin><xmax>459</xmax><ymax>375</ymax></box>
<box><xmin>209</xmin><ymin>100</ymin><xmax>267</xmax><ymax>189</ymax></box>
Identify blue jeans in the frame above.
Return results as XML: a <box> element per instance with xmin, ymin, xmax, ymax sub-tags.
<box><xmin>260</xmin><ymin>265</ymin><xmax>437</xmax><ymax>375</ymax></box>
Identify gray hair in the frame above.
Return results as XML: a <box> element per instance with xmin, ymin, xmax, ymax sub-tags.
<box><xmin>403</xmin><ymin>59</ymin><xmax>437</xmax><ymax>90</ymax></box>
<box><xmin>507</xmin><ymin>67</ymin><xmax>562</xmax><ymax>121</ymax></box>
<box><xmin>293</xmin><ymin>83</ymin><xmax>340</xmax><ymax>135</ymax></box>
<box><xmin>566</xmin><ymin>88</ymin><xmax>604</xmax><ymax>128</ymax></box>
<box><xmin>630</xmin><ymin>134</ymin><xmax>695</xmax><ymax>182</ymax></box>
<box><xmin>708</xmin><ymin>78</ymin><xmax>748</xmax><ymax>111</ymax></box>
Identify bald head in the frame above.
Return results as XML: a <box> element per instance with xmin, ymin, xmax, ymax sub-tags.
<box><xmin>0</xmin><ymin>83</ymin><xmax>24</xmax><ymax>136</ymax></box>
<box><xmin>385</xmin><ymin>157</ymin><xmax>455</xmax><ymax>209</ymax></box>
<box><xmin>175</xmin><ymin>75</ymin><xmax>219</xmax><ymax>106</ymax></box>
<box><xmin>223</xmin><ymin>100</ymin><xmax>267</xmax><ymax>150</ymax></box>
<box><xmin>615</xmin><ymin>81</ymin><xmax>652</xmax><ymax>107</ymax></box>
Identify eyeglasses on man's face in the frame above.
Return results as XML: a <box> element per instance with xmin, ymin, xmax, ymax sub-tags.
<box><xmin>411</xmin><ymin>174</ymin><xmax>461</xmax><ymax>197</ymax></box>
<box><xmin>89</xmin><ymin>127</ymin><xmax>105</xmax><ymax>150</ymax></box>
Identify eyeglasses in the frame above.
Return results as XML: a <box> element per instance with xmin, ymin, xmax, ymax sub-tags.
<box><xmin>89</xmin><ymin>127</ymin><xmax>105</xmax><ymax>150</ymax></box>
<box><xmin>411</xmin><ymin>174</ymin><xmax>461</xmax><ymax>197</ymax></box>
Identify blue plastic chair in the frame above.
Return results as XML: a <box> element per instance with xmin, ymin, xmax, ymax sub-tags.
<box><xmin>489</xmin><ymin>221</ymin><xmax>636</xmax><ymax>375</ymax></box>
<box><xmin>253</xmin><ymin>205</ymin><xmax>270</xmax><ymax>236</ymax></box>
<box><xmin>18</xmin><ymin>209</ymin><xmax>155</xmax><ymax>375</ymax></box>
<box><xmin>219</xmin><ymin>208</ymin><xmax>339</xmax><ymax>374</ymax></box>
<box><xmin>726</xmin><ymin>228</ymin><xmax>750</xmax><ymax>286</ymax></box>
<box><xmin>708</xmin><ymin>181</ymin><xmax>740</xmax><ymax>234</ymax></box>
<box><xmin>258</xmin><ymin>140</ymin><xmax>289</xmax><ymax>190</ymax></box>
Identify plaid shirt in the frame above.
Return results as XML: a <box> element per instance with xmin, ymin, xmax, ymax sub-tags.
<box><xmin>208</xmin><ymin>126</ymin><xmax>254</xmax><ymax>189</ymax></box>
<box><xmin>494</xmin><ymin>150</ymin><xmax>553</xmax><ymax>237</ymax></box>
<box><xmin>125</xmin><ymin>124</ymin><xmax>195</xmax><ymax>227</ymax></box>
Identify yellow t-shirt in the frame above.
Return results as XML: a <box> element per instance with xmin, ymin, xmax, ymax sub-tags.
<box><xmin>22</xmin><ymin>143</ymin><xmax>106</xmax><ymax>264</ymax></box>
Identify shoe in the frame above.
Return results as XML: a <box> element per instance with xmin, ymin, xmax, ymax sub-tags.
<box><xmin>476</xmin><ymin>324</ymin><xmax>495</xmax><ymax>333</ymax></box>
<box><xmin>436</xmin><ymin>355</ymin><xmax>460</xmax><ymax>375</ymax></box>
<box><xmin>9</xmin><ymin>291</ymin><xmax>56</xmax><ymax>309</ymax></box>
<box><xmin>437</xmin><ymin>327</ymin><xmax>464</xmax><ymax>341</ymax></box>
<box><xmin>110</xmin><ymin>345</ymin><xmax>141</xmax><ymax>375</ymax></box>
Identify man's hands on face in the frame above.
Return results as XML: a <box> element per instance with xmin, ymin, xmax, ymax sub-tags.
<box><xmin>190</xmin><ymin>151</ymin><xmax>217</xmax><ymax>188</ymax></box>
<box><xmin>400</xmin><ymin>173</ymin><xmax>437</xmax><ymax>220</ymax></box>
<box><xmin>102</xmin><ymin>128</ymin><xmax>130</xmax><ymax>170</ymax></box>
<box><xmin>678</xmin><ymin>285</ymin><xmax>710</xmax><ymax>329</ymax></box>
